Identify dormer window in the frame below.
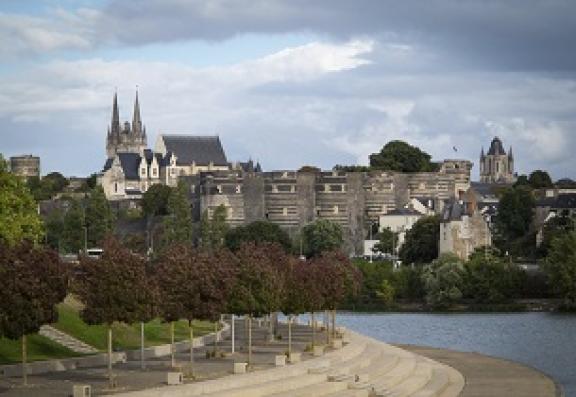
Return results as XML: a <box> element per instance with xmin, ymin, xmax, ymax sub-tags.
<box><xmin>141</xmin><ymin>168</ymin><xmax>146</xmax><ymax>175</ymax></box>
<box><xmin>152</xmin><ymin>168</ymin><xmax>157</xmax><ymax>177</ymax></box>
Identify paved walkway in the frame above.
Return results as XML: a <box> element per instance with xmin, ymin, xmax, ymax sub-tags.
<box><xmin>398</xmin><ymin>344</ymin><xmax>562</xmax><ymax>397</ymax></box>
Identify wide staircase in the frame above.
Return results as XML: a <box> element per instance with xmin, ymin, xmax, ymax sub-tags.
<box><xmin>129</xmin><ymin>327</ymin><xmax>464</xmax><ymax>397</ymax></box>
<box><xmin>39</xmin><ymin>325</ymin><xmax>99</xmax><ymax>355</ymax></box>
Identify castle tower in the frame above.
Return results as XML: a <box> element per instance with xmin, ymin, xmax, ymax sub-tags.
<box><xmin>479</xmin><ymin>136</ymin><xmax>515</xmax><ymax>183</ymax></box>
<box><xmin>106</xmin><ymin>91</ymin><xmax>147</xmax><ymax>158</ymax></box>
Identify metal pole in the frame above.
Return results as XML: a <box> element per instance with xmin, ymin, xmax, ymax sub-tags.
<box><xmin>231</xmin><ymin>314</ymin><xmax>235</xmax><ymax>354</ymax></box>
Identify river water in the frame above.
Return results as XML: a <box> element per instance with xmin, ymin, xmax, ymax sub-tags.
<box><xmin>336</xmin><ymin>312</ymin><xmax>576</xmax><ymax>396</ymax></box>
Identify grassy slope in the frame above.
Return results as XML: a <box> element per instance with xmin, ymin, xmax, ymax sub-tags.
<box><xmin>54</xmin><ymin>300</ymin><xmax>217</xmax><ymax>351</ymax></box>
<box><xmin>0</xmin><ymin>335</ymin><xmax>82</xmax><ymax>365</ymax></box>
<box><xmin>0</xmin><ymin>299</ymin><xmax>218</xmax><ymax>364</ymax></box>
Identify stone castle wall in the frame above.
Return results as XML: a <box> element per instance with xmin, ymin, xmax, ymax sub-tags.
<box><xmin>195</xmin><ymin>161</ymin><xmax>471</xmax><ymax>255</ymax></box>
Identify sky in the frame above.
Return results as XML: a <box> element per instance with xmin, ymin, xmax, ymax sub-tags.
<box><xmin>1</xmin><ymin>0</ymin><xmax>575</xmax><ymax>180</ymax></box>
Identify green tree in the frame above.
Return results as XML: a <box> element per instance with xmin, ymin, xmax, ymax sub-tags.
<box><xmin>528</xmin><ymin>170</ymin><xmax>553</xmax><ymax>189</ymax></box>
<box><xmin>513</xmin><ymin>174</ymin><xmax>529</xmax><ymax>188</ymax></box>
<box><xmin>555</xmin><ymin>178</ymin><xmax>576</xmax><ymax>188</ymax></box>
<box><xmin>27</xmin><ymin>172</ymin><xmax>69</xmax><ymax>201</ymax></box>
<box><xmin>85</xmin><ymin>187</ymin><xmax>115</xmax><ymax>247</ymax></box>
<box><xmin>421</xmin><ymin>254</ymin><xmax>465</xmax><ymax>309</ymax></box>
<box><xmin>538</xmin><ymin>215</ymin><xmax>575</xmax><ymax>258</ymax></box>
<box><xmin>0</xmin><ymin>242</ymin><xmax>69</xmax><ymax>385</ymax></box>
<box><xmin>164</xmin><ymin>181</ymin><xmax>193</xmax><ymax>245</ymax></box>
<box><xmin>463</xmin><ymin>250</ymin><xmax>524</xmax><ymax>304</ymax></box>
<box><xmin>369</xmin><ymin>140</ymin><xmax>438</xmax><ymax>173</ymax></box>
<box><xmin>200</xmin><ymin>204</ymin><xmax>229</xmax><ymax>249</ymax></box>
<box><xmin>142</xmin><ymin>184</ymin><xmax>172</xmax><ymax>217</ymax></box>
<box><xmin>543</xmin><ymin>232</ymin><xmax>576</xmax><ymax>310</ymax></box>
<box><xmin>302</xmin><ymin>219</ymin><xmax>344</xmax><ymax>257</ymax></box>
<box><xmin>61</xmin><ymin>199</ymin><xmax>85</xmax><ymax>253</ymax></box>
<box><xmin>354</xmin><ymin>259</ymin><xmax>395</xmax><ymax>305</ymax></box>
<box><xmin>373</xmin><ymin>227</ymin><xmax>398</xmax><ymax>255</ymax></box>
<box><xmin>74</xmin><ymin>238</ymin><xmax>155</xmax><ymax>386</ymax></box>
<box><xmin>225</xmin><ymin>220</ymin><xmax>292</xmax><ymax>252</ymax></box>
<box><xmin>376</xmin><ymin>280</ymin><xmax>395</xmax><ymax>307</ymax></box>
<box><xmin>44</xmin><ymin>207</ymin><xmax>65</xmax><ymax>251</ymax></box>
<box><xmin>399</xmin><ymin>215</ymin><xmax>440</xmax><ymax>264</ymax></box>
<box><xmin>0</xmin><ymin>155</ymin><xmax>44</xmax><ymax>245</ymax></box>
<box><xmin>495</xmin><ymin>186</ymin><xmax>535</xmax><ymax>250</ymax></box>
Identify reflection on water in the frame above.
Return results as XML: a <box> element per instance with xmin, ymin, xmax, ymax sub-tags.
<box><xmin>336</xmin><ymin>312</ymin><xmax>576</xmax><ymax>397</ymax></box>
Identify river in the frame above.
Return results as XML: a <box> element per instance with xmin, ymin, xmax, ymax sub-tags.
<box><xmin>336</xmin><ymin>312</ymin><xmax>576</xmax><ymax>396</ymax></box>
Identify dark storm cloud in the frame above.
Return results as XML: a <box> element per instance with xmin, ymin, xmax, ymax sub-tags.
<box><xmin>101</xmin><ymin>0</ymin><xmax>576</xmax><ymax>71</ymax></box>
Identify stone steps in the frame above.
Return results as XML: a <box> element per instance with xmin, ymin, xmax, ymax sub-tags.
<box><xmin>38</xmin><ymin>325</ymin><xmax>99</xmax><ymax>354</ymax></box>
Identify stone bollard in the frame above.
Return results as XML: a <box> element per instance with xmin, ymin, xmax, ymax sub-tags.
<box><xmin>234</xmin><ymin>362</ymin><xmax>248</xmax><ymax>374</ymax></box>
<box><xmin>73</xmin><ymin>385</ymin><xmax>91</xmax><ymax>397</ymax></box>
<box><xmin>313</xmin><ymin>346</ymin><xmax>324</xmax><ymax>357</ymax></box>
<box><xmin>274</xmin><ymin>355</ymin><xmax>286</xmax><ymax>367</ymax></box>
<box><xmin>288</xmin><ymin>352</ymin><xmax>301</xmax><ymax>363</ymax></box>
<box><xmin>166</xmin><ymin>372</ymin><xmax>184</xmax><ymax>385</ymax></box>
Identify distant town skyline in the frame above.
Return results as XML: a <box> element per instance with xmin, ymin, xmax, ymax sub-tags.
<box><xmin>1</xmin><ymin>0</ymin><xmax>575</xmax><ymax>180</ymax></box>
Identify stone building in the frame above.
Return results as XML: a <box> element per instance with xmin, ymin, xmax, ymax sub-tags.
<box><xmin>479</xmin><ymin>136</ymin><xmax>515</xmax><ymax>183</ymax></box>
<box><xmin>196</xmin><ymin>159</ymin><xmax>472</xmax><ymax>255</ymax></box>
<box><xmin>98</xmin><ymin>92</ymin><xmax>230</xmax><ymax>200</ymax></box>
<box><xmin>9</xmin><ymin>154</ymin><xmax>40</xmax><ymax>178</ymax></box>
<box><xmin>439</xmin><ymin>188</ymin><xmax>492</xmax><ymax>260</ymax></box>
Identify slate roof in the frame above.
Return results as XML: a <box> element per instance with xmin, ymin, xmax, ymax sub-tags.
<box><xmin>442</xmin><ymin>200</ymin><xmax>465</xmax><ymax>222</ymax></box>
<box><xmin>537</xmin><ymin>194</ymin><xmax>576</xmax><ymax>209</ymax></box>
<box><xmin>161</xmin><ymin>135</ymin><xmax>228</xmax><ymax>166</ymax></box>
<box><xmin>102</xmin><ymin>153</ymin><xmax>141</xmax><ymax>180</ymax></box>
<box><xmin>487</xmin><ymin>137</ymin><xmax>506</xmax><ymax>156</ymax></box>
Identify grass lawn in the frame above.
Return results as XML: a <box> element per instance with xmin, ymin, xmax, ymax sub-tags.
<box><xmin>0</xmin><ymin>335</ymin><xmax>82</xmax><ymax>365</ymax></box>
<box><xmin>53</xmin><ymin>298</ymin><xmax>218</xmax><ymax>351</ymax></box>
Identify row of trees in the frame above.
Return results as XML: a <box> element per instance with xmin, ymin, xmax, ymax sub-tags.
<box><xmin>1</xmin><ymin>235</ymin><xmax>361</xmax><ymax>386</ymax></box>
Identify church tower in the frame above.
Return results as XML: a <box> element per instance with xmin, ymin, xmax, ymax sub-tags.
<box><xmin>106</xmin><ymin>91</ymin><xmax>147</xmax><ymax>158</ymax></box>
<box><xmin>479</xmin><ymin>136</ymin><xmax>515</xmax><ymax>183</ymax></box>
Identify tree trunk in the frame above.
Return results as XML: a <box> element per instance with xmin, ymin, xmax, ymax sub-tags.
<box><xmin>189</xmin><ymin>320</ymin><xmax>194</xmax><ymax>366</ymax></box>
<box><xmin>332</xmin><ymin>310</ymin><xmax>336</xmax><ymax>340</ymax></box>
<box><xmin>248</xmin><ymin>315</ymin><xmax>252</xmax><ymax>367</ymax></box>
<box><xmin>311</xmin><ymin>312</ymin><xmax>316</xmax><ymax>348</ymax></box>
<box><xmin>107</xmin><ymin>326</ymin><xmax>113</xmax><ymax>388</ymax></box>
<box><xmin>140</xmin><ymin>322</ymin><xmax>145</xmax><ymax>370</ymax></box>
<box><xmin>213</xmin><ymin>322</ymin><xmax>218</xmax><ymax>355</ymax></box>
<box><xmin>21</xmin><ymin>335</ymin><xmax>27</xmax><ymax>386</ymax></box>
<box><xmin>288</xmin><ymin>315</ymin><xmax>293</xmax><ymax>360</ymax></box>
<box><xmin>170</xmin><ymin>321</ymin><xmax>175</xmax><ymax>368</ymax></box>
<box><xmin>325</xmin><ymin>310</ymin><xmax>329</xmax><ymax>345</ymax></box>
<box><xmin>267</xmin><ymin>313</ymin><xmax>274</xmax><ymax>342</ymax></box>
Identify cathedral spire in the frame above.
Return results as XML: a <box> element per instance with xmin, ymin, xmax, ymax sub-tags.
<box><xmin>111</xmin><ymin>91</ymin><xmax>120</xmax><ymax>136</ymax></box>
<box><xmin>508</xmin><ymin>146</ymin><xmax>514</xmax><ymax>160</ymax></box>
<box><xmin>132</xmin><ymin>88</ymin><xmax>142</xmax><ymax>136</ymax></box>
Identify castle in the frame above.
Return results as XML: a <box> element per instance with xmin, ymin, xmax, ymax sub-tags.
<box><xmin>98</xmin><ymin>92</ymin><xmax>525</xmax><ymax>255</ymax></box>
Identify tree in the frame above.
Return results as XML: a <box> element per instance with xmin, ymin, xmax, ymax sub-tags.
<box><xmin>312</xmin><ymin>251</ymin><xmax>361</xmax><ymax>341</ymax></box>
<box><xmin>279</xmin><ymin>257</ymin><xmax>307</xmax><ymax>359</ymax></box>
<box><xmin>399</xmin><ymin>215</ymin><xmax>440</xmax><ymax>264</ymax></box>
<box><xmin>0</xmin><ymin>242</ymin><xmax>69</xmax><ymax>385</ymax></box>
<box><xmin>85</xmin><ymin>187</ymin><xmax>115</xmax><ymax>247</ymax></box>
<box><xmin>85</xmin><ymin>173</ymin><xmax>98</xmax><ymax>190</ymax></box>
<box><xmin>421</xmin><ymin>254</ymin><xmax>465</xmax><ymax>309</ymax></box>
<box><xmin>164</xmin><ymin>181</ymin><xmax>193</xmax><ymax>245</ymax></box>
<box><xmin>0</xmin><ymin>155</ymin><xmax>44</xmax><ymax>245</ymax></box>
<box><xmin>354</xmin><ymin>259</ymin><xmax>395</xmax><ymax>305</ymax></box>
<box><xmin>61</xmin><ymin>199</ymin><xmax>85</xmax><ymax>253</ymax></box>
<box><xmin>543</xmin><ymin>232</ymin><xmax>576</xmax><ymax>310</ymax></box>
<box><xmin>495</xmin><ymin>186</ymin><xmax>535</xmax><ymax>250</ymax></box>
<box><xmin>225</xmin><ymin>220</ymin><xmax>292</xmax><ymax>252</ymax></box>
<box><xmin>155</xmin><ymin>245</ymin><xmax>236</xmax><ymax>368</ymax></box>
<box><xmin>332</xmin><ymin>165</ymin><xmax>371</xmax><ymax>172</ymax></box>
<box><xmin>369</xmin><ymin>140</ymin><xmax>438</xmax><ymax>173</ymax></box>
<box><xmin>463</xmin><ymin>250</ymin><xmax>523</xmax><ymax>304</ymax></box>
<box><xmin>513</xmin><ymin>174</ymin><xmax>529</xmax><ymax>188</ymax></box>
<box><xmin>528</xmin><ymin>170</ymin><xmax>553</xmax><ymax>189</ymax></box>
<box><xmin>74</xmin><ymin>238</ymin><xmax>155</xmax><ymax>387</ymax></box>
<box><xmin>200</xmin><ymin>204</ymin><xmax>229</xmax><ymax>250</ymax></box>
<box><xmin>538</xmin><ymin>214</ymin><xmax>575</xmax><ymax>258</ymax></box>
<box><xmin>302</xmin><ymin>219</ymin><xmax>344</xmax><ymax>257</ymax></box>
<box><xmin>27</xmin><ymin>172</ymin><xmax>69</xmax><ymax>201</ymax></box>
<box><xmin>142</xmin><ymin>184</ymin><xmax>172</xmax><ymax>217</ymax></box>
<box><xmin>555</xmin><ymin>178</ymin><xmax>576</xmax><ymax>189</ymax></box>
<box><xmin>228</xmin><ymin>243</ymin><xmax>284</xmax><ymax>365</ymax></box>
<box><xmin>44</xmin><ymin>207</ymin><xmax>65</xmax><ymax>251</ymax></box>
<box><xmin>373</xmin><ymin>227</ymin><xmax>398</xmax><ymax>255</ymax></box>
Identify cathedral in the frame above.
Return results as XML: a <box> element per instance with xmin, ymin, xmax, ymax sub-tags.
<box><xmin>106</xmin><ymin>92</ymin><xmax>147</xmax><ymax>158</ymax></box>
<box><xmin>479</xmin><ymin>137</ymin><xmax>515</xmax><ymax>183</ymax></box>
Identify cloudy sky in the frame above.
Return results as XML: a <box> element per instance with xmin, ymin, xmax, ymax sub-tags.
<box><xmin>1</xmin><ymin>0</ymin><xmax>575</xmax><ymax>180</ymax></box>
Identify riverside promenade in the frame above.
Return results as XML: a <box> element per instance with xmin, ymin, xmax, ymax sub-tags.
<box><xmin>0</xmin><ymin>319</ymin><xmax>561</xmax><ymax>397</ymax></box>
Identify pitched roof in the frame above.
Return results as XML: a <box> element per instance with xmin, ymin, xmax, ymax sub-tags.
<box><xmin>161</xmin><ymin>135</ymin><xmax>228</xmax><ymax>166</ymax></box>
<box><xmin>537</xmin><ymin>193</ymin><xmax>576</xmax><ymax>209</ymax></box>
<box><xmin>103</xmin><ymin>153</ymin><xmax>142</xmax><ymax>180</ymax></box>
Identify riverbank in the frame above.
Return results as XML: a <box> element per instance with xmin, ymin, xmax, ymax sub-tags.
<box><xmin>399</xmin><ymin>344</ymin><xmax>562</xmax><ymax>397</ymax></box>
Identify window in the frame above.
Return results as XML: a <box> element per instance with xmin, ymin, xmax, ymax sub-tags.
<box><xmin>236</xmin><ymin>185</ymin><xmax>241</xmax><ymax>194</ymax></box>
<box><xmin>283</xmin><ymin>207</ymin><xmax>288</xmax><ymax>216</ymax></box>
<box><xmin>114</xmin><ymin>183</ymin><xmax>118</xmax><ymax>193</ymax></box>
<box><xmin>333</xmin><ymin>205</ymin><xmax>339</xmax><ymax>214</ymax></box>
<box><xmin>152</xmin><ymin>168</ymin><xmax>157</xmax><ymax>177</ymax></box>
<box><xmin>141</xmin><ymin>168</ymin><xmax>146</xmax><ymax>175</ymax></box>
